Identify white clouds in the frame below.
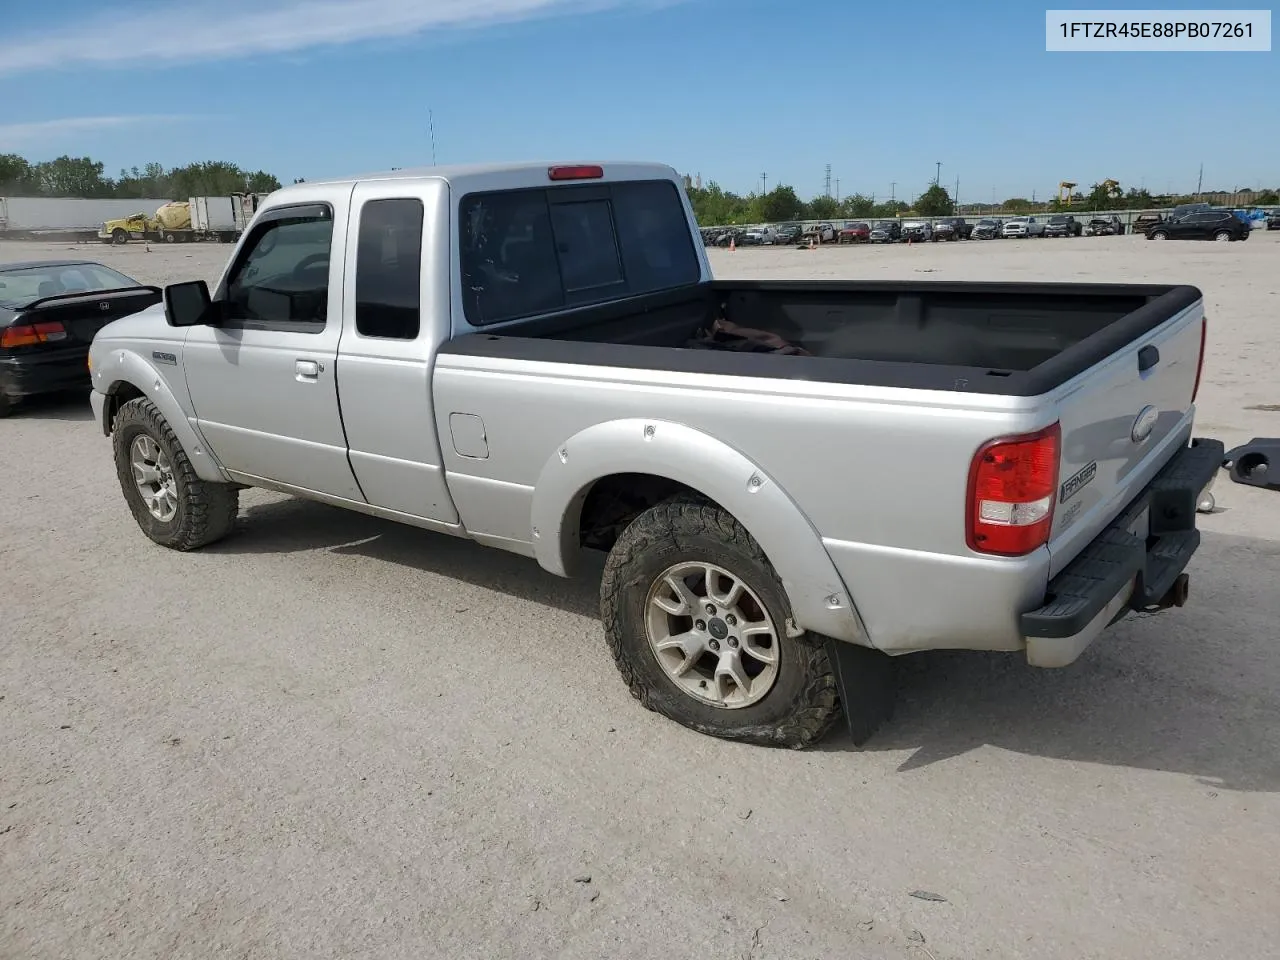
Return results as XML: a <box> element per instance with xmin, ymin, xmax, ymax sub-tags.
<box><xmin>0</xmin><ymin>0</ymin><xmax>662</xmax><ymax>76</ymax></box>
<box><xmin>0</xmin><ymin>115</ymin><xmax>191</xmax><ymax>150</ymax></box>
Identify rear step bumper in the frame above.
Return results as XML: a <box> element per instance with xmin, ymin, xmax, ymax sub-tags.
<box><xmin>1020</xmin><ymin>437</ymin><xmax>1224</xmax><ymax>666</ymax></box>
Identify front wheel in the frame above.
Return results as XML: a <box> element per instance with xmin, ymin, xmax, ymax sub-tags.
<box><xmin>600</xmin><ymin>497</ymin><xmax>841</xmax><ymax>748</ymax></box>
<box><xmin>112</xmin><ymin>228</ymin><xmax>129</xmax><ymax>245</ymax></box>
<box><xmin>1150</xmin><ymin>230</ymin><xmax>1168</xmax><ymax>240</ymax></box>
<box><xmin>112</xmin><ymin>397</ymin><xmax>240</xmax><ymax>550</ymax></box>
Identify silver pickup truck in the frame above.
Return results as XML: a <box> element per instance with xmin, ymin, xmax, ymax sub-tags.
<box><xmin>87</xmin><ymin>161</ymin><xmax>1223</xmax><ymax>748</ymax></box>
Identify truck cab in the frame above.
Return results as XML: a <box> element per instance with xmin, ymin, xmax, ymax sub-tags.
<box><xmin>99</xmin><ymin>212</ymin><xmax>159</xmax><ymax>245</ymax></box>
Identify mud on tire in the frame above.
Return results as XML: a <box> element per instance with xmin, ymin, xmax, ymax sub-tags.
<box><xmin>600</xmin><ymin>496</ymin><xmax>840</xmax><ymax>748</ymax></box>
<box><xmin>112</xmin><ymin>397</ymin><xmax>239</xmax><ymax>550</ymax></box>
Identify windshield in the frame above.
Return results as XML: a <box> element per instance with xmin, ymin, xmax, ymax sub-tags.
<box><xmin>0</xmin><ymin>262</ymin><xmax>139</xmax><ymax>307</ymax></box>
<box><xmin>1049</xmin><ymin>216</ymin><xmax>1068</xmax><ymax>223</ymax></box>
<box><xmin>874</xmin><ymin>221</ymin><xmax>894</xmax><ymax>229</ymax></box>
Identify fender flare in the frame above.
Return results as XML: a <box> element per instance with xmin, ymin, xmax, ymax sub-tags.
<box><xmin>96</xmin><ymin>348</ymin><xmax>229</xmax><ymax>483</ymax></box>
<box><xmin>529</xmin><ymin>418</ymin><xmax>871</xmax><ymax>647</ymax></box>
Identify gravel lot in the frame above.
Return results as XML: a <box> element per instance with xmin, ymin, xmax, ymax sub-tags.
<box><xmin>3</xmin><ymin>233</ymin><xmax>1279</xmax><ymax>960</ymax></box>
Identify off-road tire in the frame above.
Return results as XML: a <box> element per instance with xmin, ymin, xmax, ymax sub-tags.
<box><xmin>112</xmin><ymin>397</ymin><xmax>239</xmax><ymax>550</ymax></box>
<box><xmin>600</xmin><ymin>496</ymin><xmax>840</xmax><ymax>748</ymax></box>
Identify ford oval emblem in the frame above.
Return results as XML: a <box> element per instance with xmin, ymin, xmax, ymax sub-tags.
<box><xmin>1131</xmin><ymin>405</ymin><xmax>1159</xmax><ymax>444</ymax></box>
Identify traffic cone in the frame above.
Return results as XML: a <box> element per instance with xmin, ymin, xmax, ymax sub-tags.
<box><xmin>808</xmin><ymin>236</ymin><xmax>815</xmax><ymax>250</ymax></box>
<box><xmin>729</xmin><ymin>236</ymin><xmax>736</xmax><ymax>252</ymax></box>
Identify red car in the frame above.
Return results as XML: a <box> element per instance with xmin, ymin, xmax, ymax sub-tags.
<box><xmin>838</xmin><ymin>221</ymin><xmax>870</xmax><ymax>244</ymax></box>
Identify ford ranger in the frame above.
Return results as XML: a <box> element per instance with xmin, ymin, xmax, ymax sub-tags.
<box><xmin>87</xmin><ymin>161</ymin><xmax>1223</xmax><ymax>749</ymax></box>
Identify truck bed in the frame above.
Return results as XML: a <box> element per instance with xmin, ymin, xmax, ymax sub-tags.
<box><xmin>440</xmin><ymin>280</ymin><xmax>1201</xmax><ymax>397</ymax></box>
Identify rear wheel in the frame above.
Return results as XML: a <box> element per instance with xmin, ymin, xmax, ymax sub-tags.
<box><xmin>1214</xmin><ymin>230</ymin><xmax>1232</xmax><ymax>242</ymax></box>
<box><xmin>1150</xmin><ymin>230</ymin><xmax>1168</xmax><ymax>240</ymax></box>
<box><xmin>112</xmin><ymin>397</ymin><xmax>239</xmax><ymax>550</ymax></box>
<box><xmin>600</xmin><ymin>497</ymin><xmax>842</xmax><ymax>748</ymax></box>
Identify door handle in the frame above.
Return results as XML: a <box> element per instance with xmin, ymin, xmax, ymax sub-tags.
<box><xmin>1137</xmin><ymin>345</ymin><xmax>1160</xmax><ymax>372</ymax></box>
<box><xmin>295</xmin><ymin>359</ymin><xmax>321</xmax><ymax>381</ymax></box>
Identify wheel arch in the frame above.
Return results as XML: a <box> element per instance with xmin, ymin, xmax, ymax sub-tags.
<box><xmin>529</xmin><ymin>418</ymin><xmax>871</xmax><ymax>647</ymax></box>
<box><xmin>96</xmin><ymin>350</ymin><xmax>228</xmax><ymax>483</ymax></box>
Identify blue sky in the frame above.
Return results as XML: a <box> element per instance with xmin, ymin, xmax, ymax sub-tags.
<box><xmin>1</xmin><ymin>0</ymin><xmax>1275</xmax><ymax>203</ymax></box>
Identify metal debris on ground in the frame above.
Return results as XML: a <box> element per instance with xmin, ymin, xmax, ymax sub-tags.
<box><xmin>909</xmin><ymin>890</ymin><xmax>948</xmax><ymax>902</ymax></box>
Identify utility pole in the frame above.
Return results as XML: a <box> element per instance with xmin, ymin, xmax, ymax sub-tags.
<box><xmin>1196</xmin><ymin>162</ymin><xmax>1204</xmax><ymax>197</ymax></box>
<box><xmin>428</xmin><ymin>109</ymin><xmax>437</xmax><ymax>165</ymax></box>
<box><xmin>954</xmin><ymin>175</ymin><xmax>959</xmax><ymax>209</ymax></box>
<box><xmin>761</xmin><ymin>172</ymin><xmax>768</xmax><ymax>195</ymax></box>
<box><xmin>836</xmin><ymin>178</ymin><xmax>841</xmax><ymax>202</ymax></box>
<box><xmin>824</xmin><ymin>163</ymin><xmax>832</xmax><ymax>198</ymax></box>
<box><xmin>935</xmin><ymin>161</ymin><xmax>942</xmax><ymax>186</ymax></box>
<box><xmin>890</xmin><ymin>182</ymin><xmax>897</xmax><ymax>205</ymax></box>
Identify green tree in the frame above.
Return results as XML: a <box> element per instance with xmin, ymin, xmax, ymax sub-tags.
<box><xmin>245</xmin><ymin>170</ymin><xmax>282</xmax><ymax>193</ymax></box>
<box><xmin>0</xmin><ymin>153</ymin><xmax>37</xmax><ymax>194</ymax></box>
<box><xmin>806</xmin><ymin>194</ymin><xmax>840</xmax><ymax>219</ymax></box>
<box><xmin>1256</xmin><ymin>189</ymin><xmax>1279</xmax><ymax>205</ymax></box>
<box><xmin>687</xmin><ymin>181</ymin><xmax>750</xmax><ymax>225</ymax></box>
<box><xmin>1002</xmin><ymin>197</ymin><xmax>1034</xmax><ymax>213</ymax></box>
<box><xmin>915</xmin><ymin>183</ymin><xmax>954</xmax><ymax>216</ymax></box>
<box><xmin>32</xmin><ymin>155</ymin><xmax>113</xmax><ymax>197</ymax></box>
<box><xmin>1123</xmin><ymin>187</ymin><xmax>1154</xmax><ymax>209</ymax></box>
<box><xmin>755</xmin><ymin>185</ymin><xmax>802</xmax><ymax>223</ymax></box>
<box><xmin>114</xmin><ymin>162</ymin><xmax>171</xmax><ymax>198</ymax></box>
<box><xmin>840</xmin><ymin>194</ymin><xmax>875</xmax><ymax>217</ymax></box>
<box><xmin>1081</xmin><ymin>180</ymin><xmax>1124</xmax><ymax>211</ymax></box>
<box><xmin>872</xmin><ymin>200</ymin><xmax>908</xmax><ymax>218</ymax></box>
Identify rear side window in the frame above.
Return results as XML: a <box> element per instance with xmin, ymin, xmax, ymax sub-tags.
<box><xmin>460</xmin><ymin>179</ymin><xmax>699</xmax><ymax>326</ymax></box>
<box><xmin>355</xmin><ymin>198</ymin><xmax>424</xmax><ymax>339</ymax></box>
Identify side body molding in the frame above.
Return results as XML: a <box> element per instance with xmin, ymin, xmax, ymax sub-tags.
<box><xmin>529</xmin><ymin>418</ymin><xmax>871</xmax><ymax>647</ymax></box>
<box><xmin>98</xmin><ymin>348</ymin><xmax>229</xmax><ymax>484</ymax></box>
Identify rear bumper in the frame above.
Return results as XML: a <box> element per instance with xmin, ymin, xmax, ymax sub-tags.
<box><xmin>0</xmin><ymin>348</ymin><xmax>92</xmax><ymax>401</ymax></box>
<box><xmin>1020</xmin><ymin>437</ymin><xmax>1224</xmax><ymax>666</ymax></box>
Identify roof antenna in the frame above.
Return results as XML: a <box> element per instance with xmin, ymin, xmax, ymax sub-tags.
<box><xmin>429</xmin><ymin>109</ymin><xmax>437</xmax><ymax>166</ymax></box>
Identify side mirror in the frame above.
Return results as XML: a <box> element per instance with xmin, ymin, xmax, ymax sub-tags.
<box><xmin>164</xmin><ymin>280</ymin><xmax>213</xmax><ymax>327</ymax></box>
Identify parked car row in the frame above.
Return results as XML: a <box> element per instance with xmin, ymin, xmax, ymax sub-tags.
<box><xmin>700</xmin><ymin>205</ymin><xmax>1270</xmax><ymax>248</ymax></box>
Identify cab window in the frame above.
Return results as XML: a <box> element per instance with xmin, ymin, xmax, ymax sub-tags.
<box><xmin>225</xmin><ymin>210</ymin><xmax>333</xmax><ymax>328</ymax></box>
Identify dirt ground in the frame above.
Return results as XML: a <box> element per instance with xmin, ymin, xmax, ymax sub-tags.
<box><xmin>2</xmin><ymin>233</ymin><xmax>1278</xmax><ymax>960</ymax></box>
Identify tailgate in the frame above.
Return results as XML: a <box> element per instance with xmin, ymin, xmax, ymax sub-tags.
<box><xmin>1047</xmin><ymin>299</ymin><xmax>1206</xmax><ymax>576</ymax></box>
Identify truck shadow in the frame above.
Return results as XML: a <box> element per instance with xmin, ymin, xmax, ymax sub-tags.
<box><xmin>823</xmin><ymin>529</ymin><xmax>1280</xmax><ymax>793</ymax></box>
<box><xmin>211</xmin><ymin>496</ymin><xmax>602</xmax><ymax>620</ymax></box>
<box><xmin>7</xmin><ymin>390</ymin><xmax>95</xmax><ymax>422</ymax></box>
<box><xmin>212</xmin><ymin>499</ymin><xmax>1279</xmax><ymax>793</ymax></box>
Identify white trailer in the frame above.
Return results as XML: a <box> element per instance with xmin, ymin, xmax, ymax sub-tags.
<box><xmin>190</xmin><ymin>196</ymin><xmax>238</xmax><ymax>242</ymax></box>
<box><xmin>0</xmin><ymin>197</ymin><xmax>172</xmax><ymax>236</ymax></box>
<box><xmin>161</xmin><ymin>194</ymin><xmax>266</xmax><ymax>243</ymax></box>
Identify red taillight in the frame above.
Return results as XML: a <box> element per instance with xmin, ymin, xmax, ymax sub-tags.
<box><xmin>1</xmin><ymin>320</ymin><xmax>67</xmax><ymax>348</ymax></box>
<box><xmin>1192</xmin><ymin>315</ymin><xmax>1207</xmax><ymax>403</ymax></box>
<box><xmin>548</xmin><ymin>164</ymin><xmax>603</xmax><ymax>181</ymax></box>
<box><xmin>966</xmin><ymin>423</ymin><xmax>1062</xmax><ymax>557</ymax></box>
